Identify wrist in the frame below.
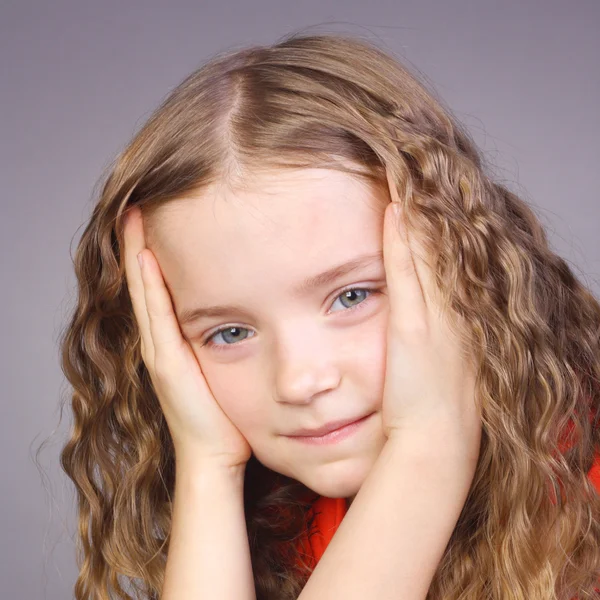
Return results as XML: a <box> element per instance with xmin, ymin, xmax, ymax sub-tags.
<box><xmin>175</xmin><ymin>452</ymin><xmax>248</xmax><ymax>486</ymax></box>
<box><xmin>386</xmin><ymin>417</ymin><xmax>482</xmax><ymax>464</ymax></box>
<box><xmin>173</xmin><ymin>441</ymin><xmax>250</xmax><ymax>470</ymax></box>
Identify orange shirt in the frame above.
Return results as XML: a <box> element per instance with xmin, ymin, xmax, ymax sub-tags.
<box><xmin>295</xmin><ymin>449</ymin><xmax>600</xmax><ymax>568</ymax></box>
<box><xmin>294</xmin><ymin>495</ymin><xmax>348</xmax><ymax>570</ymax></box>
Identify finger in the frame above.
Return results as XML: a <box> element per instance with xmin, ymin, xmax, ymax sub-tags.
<box><xmin>122</xmin><ymin>206</ymin><xmax>154</xmax><ymax>361</ymax></box>
<box><xmin>384</xmin><ymin>170</ymin><xmax>429</xmax><ymax>333</ymax></box>
<box><xmin>137</xmin><ymin>247</ymin><xmax>187</xmax><ymax>360</ymax></box>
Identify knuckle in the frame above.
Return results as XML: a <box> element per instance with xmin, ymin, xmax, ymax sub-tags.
<box><xmin>146</xmin><ymin>307</ymin><xmax>169</xmax><ymax>322</ymax></box>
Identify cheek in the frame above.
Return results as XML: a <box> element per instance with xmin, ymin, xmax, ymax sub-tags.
<box><xmin>343</xmin><ymin>312</ymin><xmax>388</xmax><ymax>403</ymax></box>
<box><xmin>196</xmin><ymin>360</ymin><xmax>267</xmax><ymax>432</ymax></box>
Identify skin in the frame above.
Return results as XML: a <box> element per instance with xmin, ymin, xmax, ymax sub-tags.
<box><xmin>145</xmin><ymin>167</ymin><xmax>393</xmax><ymax>507</ymax></box>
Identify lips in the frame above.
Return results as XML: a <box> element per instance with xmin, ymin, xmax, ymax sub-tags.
<box><xmin>286</xmin><ymin>414</ymin><xmax>368</xmax><ymax>438</ymax></box>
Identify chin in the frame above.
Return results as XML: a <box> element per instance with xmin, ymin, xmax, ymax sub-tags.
<box><xmin>253</xmin><ymin>425</ymin><xmax>386</xmax><ymax>496</ymax></box>
<box><xmin>306</xmin><ymin>482</ymin><xmax>360</xmax><ymax>500</ymax></box>
<box><xmin>299</xmin><ymin>460</ymin><xmax>369</xmax><ymax>499</ymax></box>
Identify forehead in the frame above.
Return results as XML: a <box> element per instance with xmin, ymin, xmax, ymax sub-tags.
<box><xmin>150</xmin><ymin>168</ymin><xmax>386</xmax><ymax>246</ymax></box>
<box><xmin>146</xmin><ymin>168</ymin><xmax>388</xmax><ymax>310</ymax></box>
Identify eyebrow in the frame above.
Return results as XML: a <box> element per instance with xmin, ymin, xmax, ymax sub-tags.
<box><xmin>177</xmin><ymin>250</ymin><xmax>384</xmax><ymax>328</ymax></box>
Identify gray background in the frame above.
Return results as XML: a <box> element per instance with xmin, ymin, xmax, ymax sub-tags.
<box><xmin>2</xmin><ymin>1</ymin><xmax>598</xmax><ymax>597</ymax></box>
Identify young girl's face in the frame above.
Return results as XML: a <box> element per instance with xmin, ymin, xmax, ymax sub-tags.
<box><xmin>147</xmin><ymin>167</ymin><xmax>391</xmax><ymax>501</ymax></box>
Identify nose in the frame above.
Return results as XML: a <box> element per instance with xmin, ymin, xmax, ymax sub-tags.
<box><xmin>274</xmin><ymin>342</ymin><xmax>341</xmax><ymax>405</ymax></box>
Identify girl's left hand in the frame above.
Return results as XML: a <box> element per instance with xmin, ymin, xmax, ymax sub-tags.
<box><xmin>380</xmin><ymin>171</ymin><xmax>482</xmax><ymax>452</ymax></box>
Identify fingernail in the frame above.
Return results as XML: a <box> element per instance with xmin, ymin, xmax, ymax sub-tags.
<box><xmin>137</xmin><ymin>252</ymin><xmax>144</xmax><ymax>269</ymax></box>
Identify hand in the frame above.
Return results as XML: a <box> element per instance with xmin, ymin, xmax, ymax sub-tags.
<box><xmin>381</xmin><ymin>171</ymin><xmax>482</xmax><ymax>451</ymax></box>
<box><xmin>122</xmin><ymin>205</ymin><xmax>252</xmax><ymax>469</ymax></box>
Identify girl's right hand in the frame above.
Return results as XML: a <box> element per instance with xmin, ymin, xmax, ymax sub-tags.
<box><xmin>122</xmin><ymin>205</ymin><xmax>253</xmax><ymax>469</ymax></box>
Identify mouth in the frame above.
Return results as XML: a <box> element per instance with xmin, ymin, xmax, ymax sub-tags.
<box><xmin>286</xmin><ymin>413</ymin><xmax>372</xmax><ymax>438</ymax></box>
<box><xmin>285</xmin><ymin>413</ymin><xmax>374</xmax><ymax>445</ymax></box>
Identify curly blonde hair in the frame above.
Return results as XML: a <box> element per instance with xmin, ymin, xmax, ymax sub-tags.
<box><xmin>57</xmin><ymin>32</ymin><xmax>600</xmax><ymax>599</ymax></box>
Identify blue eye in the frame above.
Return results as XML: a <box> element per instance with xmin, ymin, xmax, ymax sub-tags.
<box><xmin>200</xmin><ymin>286</ymin><xmax>382</xmax><ymax>351</ymax></box>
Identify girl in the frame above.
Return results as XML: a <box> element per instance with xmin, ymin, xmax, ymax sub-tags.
<box><xmin>59</xmin><ymin>32</ymin><xmax>600</xmax><ymax>599</ymax></box>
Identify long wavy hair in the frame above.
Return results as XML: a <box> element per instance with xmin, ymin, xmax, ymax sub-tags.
<box><xmin>57</xmin><ymin>32</ymin><xmax>600</xmax><ymax>599</ymax></box>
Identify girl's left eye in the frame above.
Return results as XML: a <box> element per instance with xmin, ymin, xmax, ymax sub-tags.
<box><xmin>200</xmin><ymin>286</ymin><xmax>382</xmax><ymax>351</ymax></box>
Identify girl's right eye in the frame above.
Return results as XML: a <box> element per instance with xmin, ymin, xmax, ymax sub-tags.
<box><xmin>200</xmin><ymin>326</ymin><xmax>255</xmax><ymax>350</ymax></box>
